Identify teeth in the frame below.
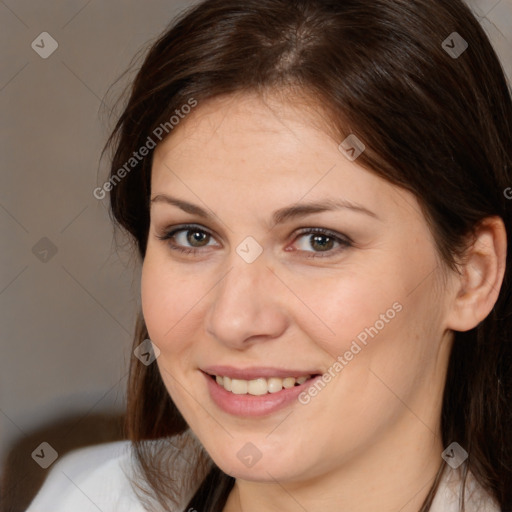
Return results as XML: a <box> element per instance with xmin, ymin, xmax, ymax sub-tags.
<box><xmin>214</xmin><ymin>375</ymin><xmax>312</xmax><ymax>395</ymax></box>
<box><xmin>282</xmin><ymin>377</ymin><xmax>296</xmax><ymax>389</ymax></box>
<box><xmin>248</xmin><ymin>378</ymin><xmax>268</xmax><ymax>395</ymax></box>
<box><xmin>231</xmin><ymin>379</ymin><xmax>248</xmax><ymax>394</ymax></box>
<box><xmin>267</xmin><ymin>377</ymin><xmax>283</xmax><ymax>393</ymax></box>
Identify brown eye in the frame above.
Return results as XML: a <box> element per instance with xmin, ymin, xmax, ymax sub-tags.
<box><xmin>186</xmin><ymin>230</ymin><xmax>210</xmax><ymax>247</ymax></box>
<box><xmin>309</xmin><ymin>234</ymin><xmax>335</xmax><ymax>252</ymax></box>
<box><xmin>293</xmin><ymin>228</ymin><xmax>352</xmax><ymax>258</ymax></box>
<box><xmin>156</xmin><ymin>224</ymin><xmax>219</xmax><ymax>254</ymax></box>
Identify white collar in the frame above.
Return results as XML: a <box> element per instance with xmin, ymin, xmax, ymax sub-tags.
<box><xmin>430</xmin><ymin>468</ymin><xmax>500</xmax><ymax>512</ymax></box>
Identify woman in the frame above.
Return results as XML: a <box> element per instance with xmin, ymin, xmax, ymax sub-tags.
<box><xmin>26</xmin><ymin>0</ymin><xmax>512</xmax><ymax>511</ymax></box>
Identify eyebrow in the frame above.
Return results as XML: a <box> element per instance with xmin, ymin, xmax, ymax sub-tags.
<box><xmin>150</xmin><ymin>194</ymin><xmax>380</xmax><ymax>224</ymax></box>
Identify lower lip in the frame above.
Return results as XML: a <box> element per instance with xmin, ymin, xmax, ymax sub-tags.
<box><xmin>203</xmin><ymin>372</ymin><xmax>321</xmax><ymax>417</ymax></box>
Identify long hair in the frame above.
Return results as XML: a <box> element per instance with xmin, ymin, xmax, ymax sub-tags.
<box><xmin>103</xmin><ymin>1</ymin><xmax>512</xmax><ymax>510</ymax></box>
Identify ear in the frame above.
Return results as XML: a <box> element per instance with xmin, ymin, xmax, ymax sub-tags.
<box><xmin>445</xmin><ymin>216</ymin><xmax>507</xmax><ymax>332</ymax></box>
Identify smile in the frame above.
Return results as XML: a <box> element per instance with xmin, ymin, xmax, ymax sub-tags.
<box><xmin>213</xmin><ymin>374</ymin><xmax>314</xmax><ymax>395</ymax></box>
<box><xmin>201</xmin><ymin>369</ymin><xmax>322</xmax><ymax>417</ymax></box>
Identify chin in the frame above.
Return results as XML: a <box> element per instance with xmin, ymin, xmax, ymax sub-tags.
<box><xmin>218</xmin><ymin>458</ymin><xmax>295</xmax><ymax>482</ymax></box>
<box><xmin>202</xmin><ymin>441</ymin><xmax>306</xmax><ymax>482</ymax></box>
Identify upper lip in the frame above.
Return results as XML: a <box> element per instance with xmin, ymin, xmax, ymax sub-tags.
<box><xmin>202</xmin><ymin>366</ymin><xmax>321</xmax><ymax>380</ymax></box>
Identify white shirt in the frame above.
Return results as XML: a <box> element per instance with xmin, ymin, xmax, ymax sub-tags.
<box><xmin>25</xmin><ymin>440</ymin><xmax>501</xmax><ymax>512</ymax></box>
<box><xmin>25</xmin><ymin>441</ymin><xmax>148</xmax><ymax>512</ymax></box>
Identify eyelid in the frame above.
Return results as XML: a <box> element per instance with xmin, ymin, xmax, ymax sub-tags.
<box><xmin>156</xmin><ymin>223</ymin><xmax>353</xmax><ymax>258</ymax></box>
<box><xmin>293</xmin><ymin>226</ymin><xmax>353</xmax><ymax>244</ymax></box>
<box><xmin>290</xmin><ymin>227</ymin><xmax>352</xmax><ymax>258</ymax></box>
<box><xmin>156</xmin><ymin>223</ymin><xmax>219</xmax><ymax>245</ymax></box>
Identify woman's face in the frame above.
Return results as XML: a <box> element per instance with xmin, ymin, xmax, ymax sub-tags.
<box><xmin>141</xmin><ymin>92</ymin><xmax>455</xmax><ymax>483</ymax></box>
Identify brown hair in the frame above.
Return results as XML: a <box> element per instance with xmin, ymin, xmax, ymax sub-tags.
<box><xmin>103</xmin><ymin>0</ymin><xmax>512</xmax><ymax>510</ymax></box>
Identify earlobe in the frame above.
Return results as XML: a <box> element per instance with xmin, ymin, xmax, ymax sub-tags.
<box><xmin>446</xmin><ymin>216</ymin><xmax>507</xmax><ymax>332</ymax></box>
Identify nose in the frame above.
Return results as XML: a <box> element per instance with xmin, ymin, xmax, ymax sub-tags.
<box><xmin>205</xmin><ymin>255</ymin><xmax>289</xmax><ymax>350</ymax></box>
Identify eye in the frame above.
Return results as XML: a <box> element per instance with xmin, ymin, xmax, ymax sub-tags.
<box><xmin>156</xmin><ymin>224</ymin><xmax>219</xmax><ymax>254</ymax></box>
<box><xmin>291</xmin><ymin>228</ymin><xmax>352</xmax><ymax>258</ymax></box>
<box><xmin>157</xmin><ymin>224</ymin><xmax>352</xmax><ymax>258</ymax></box>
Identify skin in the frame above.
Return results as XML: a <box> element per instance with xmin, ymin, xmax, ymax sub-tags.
<box><xmin>141</xmin><ymin>91</ymin><xmax>506</xmax><ymax>512</ymax></box>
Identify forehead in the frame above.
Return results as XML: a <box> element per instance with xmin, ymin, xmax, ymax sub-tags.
<box><xmin>151</xmin><ymin>92</ymin><xmax>417</xmax><ymax>225</ymax></box>
<box><xmin>154</xmin><ymin>91</ymin><xmax>332</xmax><ymax>160</ymax></box>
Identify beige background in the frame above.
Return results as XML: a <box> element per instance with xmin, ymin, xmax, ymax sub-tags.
<box><xmin>1</xmin><ymin>0</ymin><xmax>511</xmax><ymax>510</ymax></box>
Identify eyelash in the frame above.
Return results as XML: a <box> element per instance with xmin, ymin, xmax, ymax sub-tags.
<box><xmin>156</xmin><ymin>223</ymin><xmax>353</xmax><ymax>259</ymax></box>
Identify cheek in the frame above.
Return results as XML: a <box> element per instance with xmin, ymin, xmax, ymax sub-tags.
<box><xmin>140</xmin><ymin>254</ymin><xmax>195</xmax><ymax>351</ymax></box>
<box><xmin>141</xmin><ymin>259</ymin><xmax>201</xmax><ymax>409</ymax></box>
<box><xmin>141</xmin><ymin>258</ymin><xmax>167</xmax><ymax>339</ymax></box>
<box><xmin>317</xmin><ymin>279</ymin><xmax>442</xmax><ymax>417</ymax></box>
<box><xmin>293</xmin><ymin>269</ymin><xmax>404</xmax><ymax>356</ymax></box>
<box><xmin>297</xmin><ymin>259</ymin><xmax>441</xmax><ymax>407</ymax></box>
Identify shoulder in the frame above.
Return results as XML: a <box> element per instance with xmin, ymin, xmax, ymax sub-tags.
<box><xmin>25</xmin><ymin>440</ymin><xmax>147</xmax><ymax>512</ymax></box>
<box><xmin>431</xmin><ymin>468</ymin><xmax>501</xmax><ymax>512</ymax></box>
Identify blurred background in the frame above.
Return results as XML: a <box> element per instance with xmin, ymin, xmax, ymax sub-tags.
<box><xmin>0</xmin><ymin>0</ymin><xmax>511</xmax><ymax>510</ymax></box>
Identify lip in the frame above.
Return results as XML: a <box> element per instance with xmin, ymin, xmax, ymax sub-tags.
<box><xmin>202</xmin><ymin>365</ymin><xmax>321</xmax><ymax>380</ymax></box>
<box><xmin>201</xmin><ymin>370</ymin><xmax>322</xmax><ymax>417</ymax></box>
